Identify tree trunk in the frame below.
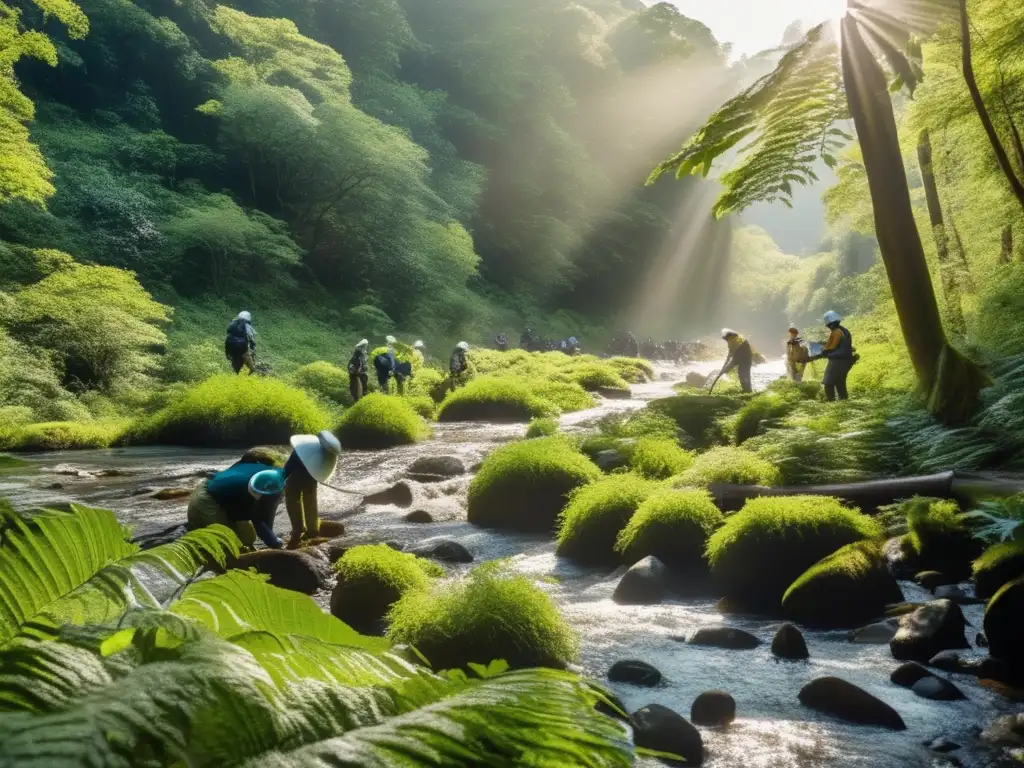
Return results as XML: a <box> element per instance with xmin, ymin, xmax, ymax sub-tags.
<box><xmin>841</xmin><ymin>16</ymin><xmax>986</xmax><ymax>424</ymax></box>
<box><xmin>949</xmin><ymin>216</ymin><xmax>974</xmax><ymax>290</ymax></box>
<box><xmin>959</xmin><ymin>0</ymin><xmax>1024</xmax><ymax>211</ymax></box>
<box><xmin>1001</xmin><ymin>224</ymin><xmax>1014</xmax><ymax>263</ymax></box>
<box><xmin>917</xmin><ymin>129</ymin><xmax>966</xmax><ymax>336</ymax></box>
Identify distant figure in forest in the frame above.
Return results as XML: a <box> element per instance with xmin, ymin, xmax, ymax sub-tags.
<box><xmin>495</xmin><ymin>333</ymin><xmax>509</xmax><ymax>351</ymax></box>
<box><xmin>347</xmin><ymin>339</ymin><xmax>369</xmax><ymax>402</ymax></box>
<box><xmin>449</xmin><ymin>341</ymin><xmax>470</xmax><ymax>390</ymax></box>
<box><xmin>373</xmin><ymin>338</ymin><xmax>397</xmax><ymax>393</ymax></box>
<box><xmin>412</xmin><ymin>340</ymin><xmax>426</xmax><ymax>366</ymax></box>
<box><xmin>811</xmin><ymin>311</ymin><xmax>857</xmax><ymax>402</ymax></box>
<box><xmin>224</xmin><ymin>311</ymin><xmax>257</xmax><ymax>374</ymax></box>
<box><xmin>785</xmin><ymin>325</ymin><xmax>809</xmax><ymax>382</ymax></box>
<box><xmin>720</xmin><ymin>329</ymin><xmax>753</xmax><ymax>393</ymax></box>
<box><xmin>520</xmin><ymin>327</ymin><xmax>538</xmax><ymax>350</ymax></box>
<box><xmin>566</xmin><ymin>336</ymin><xmax>581</xmax><ymax>355</ymax></box>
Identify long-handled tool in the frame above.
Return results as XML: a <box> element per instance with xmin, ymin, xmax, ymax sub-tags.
<box><xmin>705</xmin><ymin>354</ymin><xmax>732</xmax><ymax>394</ymax></box>
<box><xmin>322</xmin><ymin>481</ymin><xmax>366</xmax><ymax>496</ymax></box>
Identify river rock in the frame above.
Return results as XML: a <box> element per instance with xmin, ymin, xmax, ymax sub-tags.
<box><xmin>691</xmin><ymin>691</ymin><xmax>736</xmax><ymax>726</ymax></box>
<box><xmin>362</xmin><ymin>482</ymin><xmax>414</xmax><ymax>508</ymax></box>
<box><xmin>631</xmin><ymin>703</ymin><xmax>704</xmax><ymax>766</ymax></box>
<box><xmin>891</xmin><ymin>662</ymin><xmax>934</xmax><ymax>688</ymax></box>
<box><xmin>771</xmin><ymin>623</ymin><xmax>809</xmax><ymax>660</ymax></box>
<box><xmin>798</xmin><ymin>677</ymin><xmax>906</xmax><ymax>731</ymax></box>
<box><xmin>685</xmin><ymin>372</ymin><xmax>707</xmax><ymax>388</ymax></box>
<box><xmin>933</xmin><ymin>585</ymin><xmax>982</xmax><ymax>605</ymax></box>
<box><xmin>228</xmin><ymin>549</ymin><xmax>327</xmax><ymax>594</ymax></box>
<box><xmin>926</xmin><ymin>736</ymin><xmax>961</xmax><ymax>754</ymax></box>
<box><xmin>94</xmin><ymin>468</ymin><xmax>131</xmax><ymax>478</ymax></box>
<box><xmin>915</xmin><ymin>570</ymin><xmax>956</xmax><ymax>591</ymax></box>
<box><xmin>406</xmin><ymin>455</ymin><xmax>465</xmax><ymax>482</ymax></box>
<box><xmin>912</xmin><ymin>675</ymin><xmax>966</xmax><ymax>701</ymax></box>
<box><xmin>976</xmin><ymin>631</ymin><xmax>988</xmax><ymax>648</ymax></box>
<box><xmin>613</xmin><ymin>556</ymin><xmax>667</xmax><ymax>605</ymax></box>
<box><xmin>407</xmin><ymin>539</ymin><xmax>473</xmax><ymax>564</ymax></box>
<box><xmin>982</xmin><ymin>576</ymin><xmax>1024</xmax><ymax>668</ymax></box>
<box><xmin>688</xmin><ymin>627</ymin><xmax>761</xmax><ymax>650</ymax></box>
<box><xmin>853</xmin><ymin>620</ymin><xmax>898</xmax><ymax>644</ymax></box>
<box><xmin>151</xmin><ymin>487</ymin><xmax>191</xmax><ymax>501</ymax></box>
<box><xmin>317</xmin><ymin>520</ymin><xmax>346</xmax><ymax>538</ymax></box>
<box><xmin>597</xmin><ymin>386</ymin><xmax>632</xmax><ymax>400</ymax></box>
<box><xmin>890</xmin><ymin>600</ymin><xmax>969</xmax><ymax>662</ymax></box>
<box><xmin>608</xmin><ymin>660</ymin><xmax>662</xmax><ymax>687</ymax></box>
<box><xmin>883</xmin><ymin>536</ymin><xmax>918</xmax><ymax>580</ymax></box>
<box><xmin>404</xmin><ymin>509</ymin><xmax>434</xmax><ymax>523</ymax></box>
<box><xmin>594</xmin><ymin>449</ymin><xmax>628</xmax><ymax>473</ymax></box>
<box><xmin>929</xmin><ymin>650</ymin><xmax>983</xmax><ymax>676</ymax></box>
<box><xmin>980</xmin><ymin>713</ymin><xmax>1024</xmax><ymax>747</ymax></box>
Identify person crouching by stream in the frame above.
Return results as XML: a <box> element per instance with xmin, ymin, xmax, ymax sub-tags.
<box><xmin>721</xmin><ymin>329</ymin><xmax>753</xmax><ymax>393</ymax></box>
<box><xmin>348</xmin><ymin>339</ymin><xmax>369</xmax><ymax>402</ymax></box>
<box><xmin>449</xmin><ymin>341</ymin><xmax>470</xmax><ymax>390</ymax></box>
<box><xmin>786</xmin><ymin>324</ymin><xmax>809</xmax><ymax>382</ymax></box>
<box><xmin>811</xmin><ymin>311</ymin><xmax>858</xmax><ymax>402</ymax></box>
<box><xmin>186</xmin><ymin>430</ymin><xmax>342</xmax><ymax>550</ymax></box>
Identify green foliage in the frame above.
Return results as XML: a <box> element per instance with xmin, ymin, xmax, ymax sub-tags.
<box><xmin>628</xmin><ymin>437</ymin><xmax>694</xmax><ymax>480</ymax></box>
<box><xmin>1</xmin><ymin>420</ymin><xmax>126</xmax><ymax>451</ymax></box>
<box><xmin>615</xmin><ymin>488</ymin><xmax>723</xmax><ymax>571</ymax></box>
<box><xmin>649</xmin><ymin>394</ymin><xmax>742</xmax><ymax>449</ymax></box>
<box><xmin>292</xmin><ymin>361</ymin><xmax>350</xmax><ymax>405</ymax></box>
<box><xmin>532</xmin><ymin>380</ymin><xmax>595</xmax><ymax>413</ymax></box>
<box><xmin>729</xmin><ymin>391</ymin><xmax>801</xmax><ymax>445</ymax></box>
<box><xmin>129</xmin><ymin>374</ymin><xmax>331</xmax><ymax>447</ymax></box>
<box><xmin>387</xmin><ymin>563</ymin><xmax>578</xmax><ymax>671</ymax></box>
<box><xmin>526</xmin><ymin>417</ymin><xmax>558</xmax><ymax>438</ymax></box>
<box><xmin>565</xmin><ymin>363</ymin><xmax>629</xmax><ymax>392</ymax></box>
<box><xmin>903</xmin><ymin>496</ymin><xmax>980</xmax><ymax>577</ymax></box>
<box><xmin>555</xmin><ymin>475</ymin><xmax>656</xmax><ymax>566</ymax></box>
<box><xmin>706</xmin><ymin>495</ymin><xmax>882</xmax><ymax>610</ymax></box>
<box><xmin>973</xmin><ymin>540</ymin><xmax>1024</xmax><ymax>601</ymax></box>
<box><xmin>962</xmin><ymin>494</ymin><xmax>1024</xmax><ymax>544</ymax></box>
<box><xmin>438</xmin><ymin>376</ymin><xmax>552</xmax><ymax>422</ymax></box>
<box><xmin>405</xmin><ymin>395</ymin><xmax>436</xmax><ymax>420</ymax></box>
<box><xmin>608</xmin><ymin>357</ymin><xmax>654</xmax><ymax>383</ymax></box>
<box><xmin>674</xmin><ymin>446</ymin><xmax>781</xmax><ymax>487</ymax></box>
<box><xmin>596</xmin><ymin>409</ymin><xmax>680</xmax><ymax>442</ymax></box>
<box><xmin>468</xmin><ymin>437</ymin><xmax>601</xmax><ymax>532</ymax></box>
<box><xmin>336</xmin><ymin>392</ymin><xmax>429</xmax><ymax>449</ymax></box>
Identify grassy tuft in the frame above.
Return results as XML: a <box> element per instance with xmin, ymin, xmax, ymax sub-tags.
<box><xmin>387</xmin><ymin>562</ymin><xmax>578</xmax><ymax>670</ymax></box>
<box><xmin>438</xmin><ymin>377</ymin><xmax>552</xmax><ymax>422</ymax></box>
<box><xmin>405</xmin><ymin>395</ymin><xmax>437</xmax><ymax>420</ymax></box>
<box><xmin>608</xmin><ymin>357</ymin><xmax>654</xmax><ymax>383</ymax></box>
<box><xmin>2</xmin><ymin>420</ymin><xmax>128</xmax><ymax>451</ymax></box>
<box><xmin>336</xmin><ymin>393</ymin><xmax>430</xmax><ymax>449</ymax></box>
<box><xmin>468</xmin><ymin>437</ymin><xmax>601</xmax><ymax>532</ymax></box>
<box><xmin>649</xmin><ymin>394</ymin><xmax>742</xmax><ymax>449</ymax></box>
<box><xmin>615</xmin><ymin>488</ymin><xmax>723</xmax><ymax>571</ymax></box>
<box><xmin>526</xmin><ymin>417</ymin><xmax>558</xmax><ymax>438</ymax></box>
<box><xmin>565</xmin><ymin>363</ymin><xmax>630</xmax><ymax>392</ymax></box>
<box><xmin>292</xmin><ymin>361</ymin><xmax>351</xmax><ymax>405</ymax></box>
<box><xmin>532</xmin><ymin>380</ymin><xmax>595</xmax><ymax>413</ymax></box>
<box><xmin>629</xmin><ymin>437</ymin><xmax>694</xmax><ymax>480</ymax></box>
<box><xmin>972</xmin><ymin>540</ymin><xmax>1024</xmax><ymax>600</ymax></box>
<box><xmin>729</xmin><ymin>391</ymin><xmax>800</xmax><ymax>445</ymax></box>
<box><xmin>674</xmin><ymin>446</ymin><xmax>781</xmax><ymax>487</ymax></box>
<box><xmin>555</xmin><ymin>475</ymin><xmax>657</xmax><ymax>565</ymax></box>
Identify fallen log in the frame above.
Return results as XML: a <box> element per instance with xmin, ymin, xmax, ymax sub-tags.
<box><xmin>709</xmin><ymin>471</ymin><xmax>1024</xmax><ymax>514</ymax></box>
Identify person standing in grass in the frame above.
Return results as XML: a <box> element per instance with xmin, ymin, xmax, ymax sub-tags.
<box><xmin>813</xmin><ymin>311</ymin><xmax>857</xmax><ymax>402</ymax></box>
<box><xmin>449</xmin><ymin>341</ymin><xmax>470</xmax><ymax>391</ymax></box>
<box><xmin>348</xmin><ymin>339</ymin><xmax>369</xmax><ymax>402</ymax></box>
<box><xmin>785</xmin><ymin>325</ymin><xmax>809</xmax><ymax>382</ymax></box>
<box><xmin>224</xmin><ymin>311</ymin><xmax>257</xmax><ymax>374</ymax></box>
<box><xmin>720</xmin><ymin>329</ymin><xmax>753</xmax><ymax>393</ymax></box>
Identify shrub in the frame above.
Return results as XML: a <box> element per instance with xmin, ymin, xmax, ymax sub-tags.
<box><xmin>438</xmin><ymin>377</ymin><xmax>552</xmax><ymax>422</ymax></box>
<box><xmin>674</xmin><ymin>446</ymin><xmax>781</xmax><ymax>487</ymax></box>
<box><xmin>608</xmin><ymin>357</ymin><xmax>654</xmax><ymax>383</ymax></box>
<box><xmin>128</xmin><ymin>374</ymin><xmax>331</xmax><ymax>447</ymax></box>
<box><xmin>555</xmin><ymin>475</ymin><xmax>656</xmax><ymax>566</ymax></box>
<box><xmin>706</xmin><ymin>495</ymin><xmax>883</xmax><ymax>612</ymax></box>
<box><xmin>903</xmin><ymin>497</ymin><xmax>980</xmax><ymax>579</ymax></box>
<box><xmin>161</xmin><ymin>340</ymin><xmax>224</xmax><ymax>383</ymax></box>
<box><xmin>3</xmin><ymin>420</ymin><xmax>127</xmax><ymax>451</ymax></box>
<box><xmin>468</xmin><ymin>437</ymin><xmax>601</xmax><ymax>532</ymax></box>
<box><xmin>973</xmin><ymin>541</ymin><xmax>1024</xmax><ymax>600</ymax></box>
<box><xmin>330</xmin><ymin>544</ymin><xmax>442</xmax><ymax>634</ymax></box>
<box><xmin>615</xmin><ymin>489</ymin><xmax>723</xmax><ymax>572</ymax></box>
<box><xmin>566</xmin><ymin>363</ymin><xmax>629</xmax><ymax>392</ymax></box>
<box><xmin>387</xmin><ymin>562</ymin><xmax>578</xmax><ymax>670</ymax></box>
<box><xmin>336</xmin><ymin>393</ymin><xmax>430</xmax><ymax>449</ymax></box>
<box><xmin>649</xmin><ymin>395</ymin><xmax>742</xmax><ymax>449</ymax></box>
<box><xmin>526</xmin><ymin>417</ymin><xmax>558</xmax><ymax>438</ymax></box>
<box><xmin>293</xmin><ymin>361</ymin><xmax>350</xmax><ymax>404</ymax></box>
<box><xmin>629</xmin><ymin>437</ymin><xmax>694</xmax><ymax>480</ymax></box>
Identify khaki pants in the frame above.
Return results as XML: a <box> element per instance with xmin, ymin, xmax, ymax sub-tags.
<box><xmin>186</xmin><ymin>483</ymin><xmax>257</xmax><ymax>547</ymax></box>
<box><xmin>231</xmin><ymin>349</ymin><xmax>255</xmax><ymax>375</ymax></box>
<box><xmin>285</xmin><ymin>467</ymin><xmax>319</xmax><ymax>545</ymax></box>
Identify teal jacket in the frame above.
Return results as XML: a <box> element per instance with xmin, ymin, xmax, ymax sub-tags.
<box><xmin>206</xmin><ymin>461</ymin><xmax>292</xmax><ymax>547</ymax></box>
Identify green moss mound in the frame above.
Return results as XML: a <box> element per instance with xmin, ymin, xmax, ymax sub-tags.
<box><xmin>615</xmin><ymin>488</ymin><xmax>723</xmax><ymax>572</ymax></box>
<box><xmin>566</xmin><ymin>363</ymin><xmax>630</xmax><ymax>392</ymax></box>
<box><xmin>782</xmin><ymin>540</ymin><xmax>903</xmax><ymax>628</ymax></box>
<box><xmin>532</xmin><ymin>380</ymin><xmax>595</xmax><ymax>413</ymax></box>
<box><xmin>555</xmin><ymin>475</ymin><xmax>656</xmax><ymax>566</ymax></box>
<box><xmin>608</xmin><ymin>357</ymin><xmax>654</xmax><ymax>383</ymax></box>
<box><xmin>128</xmin><ymin>374</ymin><xmax>331</xmax><ymax>447</ymax></box>
<box><xmin>629</xmin><ymin>437</ymin><xmax>694</xmax><ymax>480</ymax></box>
<box><xmin>526</xmin><ymin>417</ymin><xmax>558</xmax><ymax>438</ymax></box>
<box><xmin>730</xmin><ymin>392</ymin><xmax>799</xmax><ymax>445</ymax></box>
<box><xmin>706</xmin><ymin>495</ymin><xmax>883</xmax><ymax>612</ymax></box>
<box><xmin>468</xmin><ymin>437</ymin><xmax>601</xmax><ymax>532</ymax></box>
<box><xmin>649</xmin><ymin>395</ymin><xmax>742</xmax><ymax>449</ymax></box>
<box><xmin>387</xmin><ymin>563</ymin><xmax>578</xmax><ymax>671</ymax></box>
<box><xmin>405</xmin><ymin>395</ymin><xmax>437</xmax><ymax>420</ymax></box>
<box><xmin>336</xmin><ymin>393</ymin><xmax>430</xmax><ymax>449</ymax></box>
<box><xmin>903</xmin><ymin>497</ymin><xmax>980</xmax><ymax>579</ymax></box>
<box><xmin>674</xmin><ymin>446</ymin><xmax>781</xmax><ymax>487</ymax></box>
<box><xmin>407</xmin><ymin>367</ymin><xmax>447</xmax><ymax>401</ymax></box>
<box><xmin>437</xmin><ymin>377</ymin><xmax>552</xmax><ymax>422</ymax></box>
<box><xmin>330</xmin><ymin>544</ymin><xmax>442</xmax><ymax>634</ymax></box>
<box><xmin>973</xmin><ymin>541</ymin><xmax>1024</xmax><ymax>600</ymax></box>
<box><xmin>3</xmin><ymin>420</ymin><xmax>127</xmax><ymax>451</ymax></box>
<box><xmin>292</xmin><ymin>361</ymin><xmax>352</xmax><ymax>405</ymax></box>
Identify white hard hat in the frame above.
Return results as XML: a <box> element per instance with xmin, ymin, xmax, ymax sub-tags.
<box><xmin>823</xmin><ymin>311</ymin><xmax>842</xmax><ymax>325</ymax></box>
<box><xmin>721</xmin><ymin>328</ymin><xmax>737</xmax><ymax>339</ymax></box>
<box><xmin>290</xmin><ymin>430</ymin><xmax>342</xmax><ymax>484</ymax></box>
<box><xmin>385</xmin><ymin>335</ymin><xmax>397</xmax><ymax>344</ymax></box>
<box><xmin>413</xmin><ymin>340</ymin><xmax>424</xmax><ymax>349</ymax></box>
<box><xmin>237</xmin><ymin>311</ymin><xmax>252</xmax><ymax>322</ymax></box>
<box><xmin>356</xmin><ymin>339</ymin><xmax>369</xmax><ymax>348</ymax></box>
<box><xmin>457</xmin><ymin>341</ymin><xmax>470</xmax><ymax>351</ymax></box>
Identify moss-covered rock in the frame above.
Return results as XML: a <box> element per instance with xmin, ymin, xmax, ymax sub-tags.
<box><xmin>566</xmin><ymin>363</ymin><xmax>630</xmax><ymax>392</ymax></box>
<box><xmin>3</xmin><ymin>420</ymin><xmax>127</xmax><ymax>451</ymax></box>
<box><xmin>629</xmin><ymin>437</ymin><xmax>694</xmax><ymax>480</ymax></box>
<box><xmin>468</xmin><ymin>437</ymin><xmax>601</xmax><ymax>532</ymax></box>
<box><xmin>973</xmin><ymin>541</ymin><xmax>1024</xmax><ymax>600</ymax></box>
<box><xmin>526</xmin><ymin>416</ymin><xmax>558</xmax><ymax>438</ymax></box>
<box><xmin>903</xmin><ymin>497</ymin><xmax>981</xmax><ymax>579</ymax></box>
<box><xmin>615</xmin><ymin>489</ymin><xmax>723</xmax><ymax>574</ymax></box>
<box><xmin>330</xmin><ymin>544</ymin><xmax>442</xmax><ymax>634</ymax></box>
<box><xmin>706</xmin><ymin>496</ymin><xmax>883</xmax><ymax>613</ymax></box>
<box><xmin>336</xmin><ymin>393</ymin><xmax>430</xmax><ymax>449</ymax></box>
<box><xmin>673</xmin><ymin>446</ymin><xmax>781</xmax><ymax>488</ymax></box>
<box><xmin>387</xmin><ymin>562</ymin><xmax>577</xmax><ymax>670</ymax></box>
<box><xmin>729</xmin><ymin>392</ymin><xmax>799</xmax><ymax>445</ymax></box>
<box><xmin>649</xmin><ymin>394</ymin><xmax>742</xmax><ymax>449</ymax></box>
<box><xmin>437</xmin><ymin>377</ymin><xmax>552</xmax><ymax>422</ymax></box>
<box><xmin>984</xmin><ymin>576</ymin><xmax>1024</xmax><ymax>667</ymax></box>
<box><xmin>555</xmin><ymin>475</ymin><xmax>656</xmax><ymax>566</ymax></box>
<box><xmin>782</xmin><ymin>540</ymin><xmax>903</xmax><ymax>628</ymax></box>
<box><xmin>608</xmin><ymin>357</ymin><xmax>654</xmax><ymax>383</ymax></box>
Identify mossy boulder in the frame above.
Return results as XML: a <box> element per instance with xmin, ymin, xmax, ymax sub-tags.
<box><xmin>437</xmin><ymin>377</ymin><xmax>552</xmax><ymax>422</ymax></box>
<box><xmin>706</xmin><ymin>496</ymin><xmax>883</xmax><ymax>613</ymax></box>
<box><xmin>903</xmin><ymin>497</ymin><xmax>981</xmax><ymax>579</ymax></box>
<box><xmin>782</xmin><ymin>540</ymin><xmax>903</xmax><ymax>628</ymax></box>
<box><xmin>730</xmin><ymin>392</ymin><xmax>799</xmax><ymax>445</ymax></box>
<box><xmin>615</xmin><ymin>489</ymin><xmax>723</xmax><ymax>575</ymax></box>
<box><xmin>629</xmin><ymin>437</ymin><xmax>694</xmax><ymax>480</ymax></box>
<box><xmin>566</xmin><ymin>363</ymin><xmax>630</xmax><ymax>392</ymax></box>
<box><xmin>292</xmin><ymin>360</ymin><xmax>351</xmax><ymax>405</ymax></box>
<box><xmin>984</xmin><ymin>576</ymin><xmax>1024</xmax><ymax>667</ymax></box>
<box><xmin>649</xmin><ymin>394</ymin><xmax>742</xmax><ymax>449</ymax></box>
<box><xmin>468</xmin><ymin>437</ymin><xmax>601</xmax><ymax>532</ymax></box>
<box><xmin>4</xmin><ymin>420</ymin><xmax>127</xmax><ymax>451</ymax></box>
<box><xmin>387</xmin><ymin>562</ymin><xmax>577</xmax><ymax>670</ymax></box>
<box><xmin>555</xmin><ymin>475</ymin><xmax>656</xmax><ymax>566</ymax></box>
<box><xmin>608</xmin><ymin>357</ymin><xmax>654</xmax><ymax>383</ymax></box>
<box><xmin>673</xmin><ymin>446</ymin><xmax>781</xmax><ymax>488</ymax></box>
<box><xmin>336</xmin><ymin>393</ymin><xmax>430</xmax><ymax>449</ymax></box>
<box><xmin>526</xmin><ymin>416</ymin><xmax>558</xmax><ymax>438</ymax></box>
<box><xmin>330</xmin><ymin>544</ymin><xmax>442</xmax><ymax>634</ymax></box>
<box><xmin>973</xmin><ymin>541</ymin><xmax>1024</xmax><ymax>600</ymax></box>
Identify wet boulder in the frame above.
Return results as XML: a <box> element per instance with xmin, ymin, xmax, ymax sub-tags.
<box><xmin>404</xmin><ymin>509</ymin><xmax>434</xmax><ymax>523</ymax></box>
<box><xmin>406</xmin><ymin>539</ymin><xmax>473</xmax><ymax>564</ymax></box>
<box><xmin>891</xmin><ymin>662</ymin><xmax>934</xmax><ymax>688</ymax></box>
<box><xmin>904</xmin><ymin>499</ymin><xmax>981</xmax><ymax>580</ymax></box>
<box><xmin>597</xmin><ymin>386</ymin><xmax>632</xmax><ymax>400</ymax></box>
<box><xmin>980</xmin><ymin>713</ymin><xmax>1024</xmax><ymax>748</ymax></box>
<box><xmin>684</xmin><ymin>372</ymin><xmax>707</xmax><ymax>388</ymax></box>
<box><xmin>852</xmin><ymin>620</ymin><xmax>898</xmax><ymax>645</ymax></box>
<box><xmin>608</xmin><ymin>660</ymin><xmax>662</xmax><ymax>687</ymax></box>
<box><xmin>691</xmin><ymin>691</ymin><xmax>735</xmax><ymax>727</ymax></box>
<box><xmin>915</xmin><ymin>570</ymin><xmax>956</xmax><ymax>591</ymax></box>
<box><xmin>317</xmin><ymin>520</ymin><xmax>346</xmax><ymax>538</ymax></box>
<box><xmin>798</xmin><ymin>677</ymin><xmax>906</xmax><ymax>731</ymax></box>
<box><xmin>594</xmin><ymin>449</ymin><xmax>628</xmax><ymax>473</ymax></box>
<box><xmin>882</xmin><ymin>536</ymin><xmax>918</xmax><ymax>580</ymax></box>
<box><xmin>928</xmin><ymin>650</ymin><xmax>982</xmax><ymax>676</ymax></box>
<box><xmin>973</xmin><ymin>541</ymin><xmax>1024</xmax><ymax>601</ymax></box>
<box><xmin>983</xmin><ymin>576</ymin><xmax>1024</xmax><ymax>669</ymax></box>
<box><xmin>771</xmin><ymin>622</ymin><xmax>809</xmax><ymax>660</ymax></box>
<box><xmin>890</xmin><ymin>600</ymin><xmax>969</xmax><ymax>662</ymax></box>
<box><xmin>782</xmin><ymin>540</ymin><xmax>903</xmax><ymax>628</ymax></box>
<box><xmin>227</xmin><ymin>549</ymin><xmax>328</xmax><ymax>595</ymax></box>
<box><xmin>362</xmin><ymin>482</ymin><xmax>414</xmax><ymax>508</ymax></box>
<box><xmin>631</xmin><ymin>703</ymin><xmax>704</xmax><ymax>766</ymax></box>
<box><xmin>687</xmin><ymin>627</ymin><xmax>761</xmax><ymax>650</ymax></box>
<box><xmin>933</xmin><ymin>584</ymin><xmax>982</xmax><ymax>605</ymax></box>
<box><xmin>912</xmin><ymin>675</ymin><xmax>966</xmax><ymax>701</ymax></box>
<box><xmin>406</xmin><ymin>455</ymin><xmax>465</xmax><ymax>482</ymax></box>
<box><xmin>151</xmin><ymin>487</ymin><xmax>192</xmax><ymax>501</ymax></box>
<box><xmin>613</xmin><ymin>556</ymin><xmax>668</xmax><ymax>605</ymax></box>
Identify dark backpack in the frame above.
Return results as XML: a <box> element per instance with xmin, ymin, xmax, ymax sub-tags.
<box><xmin>373</xmin><ymin>353</ymin><xmax>394</xmax><ymax>372</ymax></box>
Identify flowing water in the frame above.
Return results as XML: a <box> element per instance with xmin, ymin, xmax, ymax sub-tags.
<box><xmin>1</xmin><ymin>359</ymin><xmax>1018</xmax><ymax>767</ymax></box>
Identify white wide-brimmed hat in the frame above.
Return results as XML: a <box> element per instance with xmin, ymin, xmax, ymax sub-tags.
<box><xmin>290</xmin><ymin>430</ymin><xmax>342</xmax><ymax>484</ymax></box>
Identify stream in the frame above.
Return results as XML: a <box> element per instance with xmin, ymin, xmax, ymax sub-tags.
<box><xmin>1</xmin><ymin>358</ymin><xmax>1018</xmax><ymax>768</ymax></box>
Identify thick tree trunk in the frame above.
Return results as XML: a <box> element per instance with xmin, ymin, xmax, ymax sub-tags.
<box><xmin>1001</xmin><ymin>225</ymin><xmax>1014</xmax><ymax>263</ymax></box>
<box><xmin>959</xmin><ymin>0</ymin><xmax>1024</xmax><ymax>211</ymax></box>
<box><xmin>917</xmin><ymin>130</ymin><xmax>966</xmax><ymax>336</ymax></box>
<box><xmin>841</xmin><ymin>16</ymin><xmax>986</xmax><ymax>423</ymax></box>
